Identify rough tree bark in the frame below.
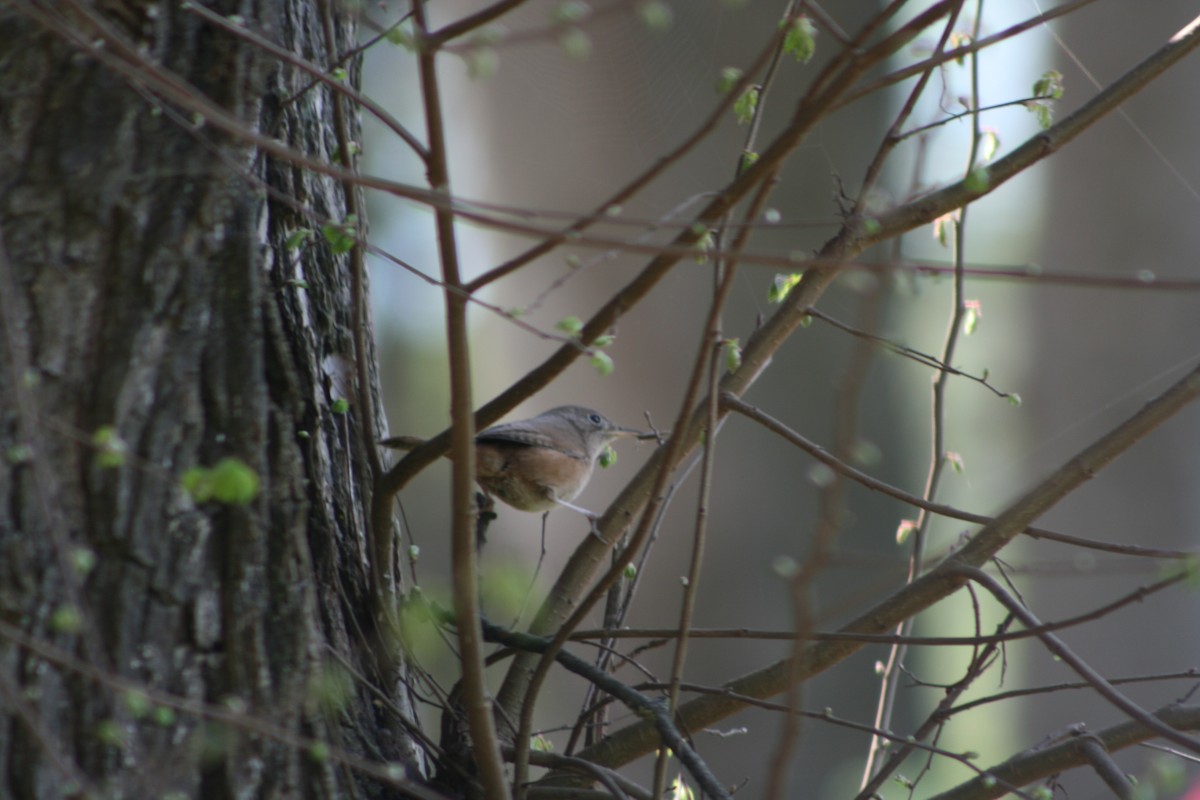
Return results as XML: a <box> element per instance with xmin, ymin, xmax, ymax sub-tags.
<box><xmin>0</xmin><ymin>3</ymin><xmax>420</xmax><ymax>798</ymax></box>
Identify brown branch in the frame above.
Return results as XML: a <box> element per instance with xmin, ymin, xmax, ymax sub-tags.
<box><xmin>425</xmin><ymin>0</ymin><xmax>531</xmax><ymax>47</ymax></box>
<box><xmin>722</xmin><ymin>394</ymin><xmax>1198</xmax><ymax>561</ymax></box>
<box><xmin>410</xmin><ymin>1</ymin><xmax>509</xmax><ymax>795</ymax></box>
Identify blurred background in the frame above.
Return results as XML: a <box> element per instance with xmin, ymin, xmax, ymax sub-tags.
<box><xmin>363</xmin><ymin>1</ymin><xmax>1200</xmax><ymax>796</ymax></box>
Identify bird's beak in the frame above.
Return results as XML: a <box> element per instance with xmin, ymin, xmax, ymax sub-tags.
<box><xmin>614</xmin><ymin>426</ymin><xmax>664</xmax><ymax>442</ymax></box>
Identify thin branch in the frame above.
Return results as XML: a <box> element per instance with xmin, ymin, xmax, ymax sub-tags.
<box><xmin>410</xmin><ymin>1</ymin><xmax>508</xmax><ymax>795</ymax></box>
<box><xmin>426</xmin><ymin>0</ymin><xmax>531</xmax><ymax>47</ymax></box>
<box><xmin>721</xmin><ymin>394</ymin><xmax>1198</xmax><ymax>561</ymax></box>
<box><xmin>867</xmin><ymin>5</ymin><xmax>979</xmax><ymax>779</ymax></box>
<box><xmin>1078</xmin><ymin>736</ymin><xmax>1134</xmax><ymax>800</ymax></box>
<box><xmin>805</xmin><ymin>307</ymin><xmax>1015</xmax><ymax>400</ymax></box>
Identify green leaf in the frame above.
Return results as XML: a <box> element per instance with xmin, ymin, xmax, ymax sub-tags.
<box><xmin>6</xmin><ymin>444</ymin><xmax>32</xmax><ymax>464</ymax></box>
<box><xmin>1025</xmin><ymin>99</ymin><xmax>1054</xmax><ymax>129</ymax></box>
<box><xmin>807</xmin><ymin>463</ymin><xmax>835</xmax><ymax>488</ymax></box>
<box><xmin>780</xmin><ymin>15</ymin><xmax>817</xmax><ymax>63</ymax></box>
<box><xmin>960</xmin><ymin>304</ymin><xmax>979</xmax><ymax>333</ymax></box>
<box><xmin>716</xmin><ymin>66</ymin><xmax>743</xmax><ymax>94</ymax></box>
<box><xmin>733</xmin><ymin>85</ymin><xmax>759</xmax><ymax>125</ymax></box>
<box><xmin>962</xmin><ymin>300</ymin><xmax>981</xmax><ymax>335</ymax></box>
<box><xmin>385</xmin><ymin>23</ymin><xmax>415</xmax><ymax>49</ymax></box>
<box><xmin>95</xmin><ymin>720</ymin><xmax>126</xmax><ymax>747</ymax></box>
<box><xmin>465</xmin><ymin>47</ymin><xmax>500</xmax><ymax>79</ymax></box>
<box><xmin>979</xmin><ymin>129</ymin><xmax>1000</xmax><ymax>161</ymax></box>
<box><xmin>307</xmin><ymin>665</ymin><xmax>354</xmax><ymax>711</ymax></box>
<box><xmin>896</xmin><ymin>519</ymin><xmax>917</xmax><ymax>545</ymax></box>
<box><xmin>945</xmin><ymin>451</ymin><xmax>965</xmax><ymax>474</ymax></box>
<box><xmin>693</xmin><ymin>228</ymin><xmax>715</xmax><ymax>264</ymax></box>
<box><xmin>285</xmin><ymin>229</ymin><xmax>313</xmax><ymax>250</ymax></box>
<box><xmin>50</xmin><ymin>604</ymin><xmax>82</xmax><ymax>634</ymax></box>
<box><xmin>182</xmin><ymin>458</ymin><xmax>261</xmax><ymax>505</ymax></box>
<box><xmin>769</xmin><ymin>272</ymin><xmax>803</xmax><ymax>303</ymax></box>
<box><xmin>152</xmin><ymin>707</ymin><xmax>176</xmax><ymax>727</ymax></box>
<box><xmin>321</xmin><ymin>219</ymin><xmax>357</xmax><ymax>255</ymax></box>
<box><xmin>771</xmin><ymin>556</ymin><xmax>798</xmax><ymax>578</ymax></box>
<box><xmin>599</xmin><ymin>446</ymin><xmax>616</xmax><ymax>468</ymax></box>
<box><xmin>932</xmin><ymin>212</ymin><xmax>957</xmax><ymax>247</ymax></box>
<box><xmin>964</xmin><ymin>165</ymin><xmax>990</xmax><ymax>193</ymax></box>
<box><xmin>332</xmin><ymin>397</ymin><xmax>350</xmax><ymax>415</ymax></box>
<box><xmin>69</xmin><ymin>547</ymin><xmax>97</xmax><ymax>576</ymax></box>
<box><xmin>91</xmin><ymin>425</ymin><xmax>128</xmax><ymax>468</ymax></box>
<box><xmin>850</xmin><ymin>439</ymin><xmax>882</xmax><ymax>466</ymax></box>
<box><xmin>590</xmin><ymin>351</ymin><xmax>614</xmax><ymax>376</ymax></box>
<box><xmin>638</xmin><ymin>1</ymin><xmax>673</xmax><ymax>31</ymax></box>
<box><xmin>623</xmin><ymin>563</ymin><xmax>637</xmax><ymax>579</ymax></box>
<box><xmin>592</xmin><ymin>334</ymin><xmax>615</xmax><ymax>348</ymax></box>
<box><xmin>209</xmin><ymin>458</ymin><xmax>260</xmax><ymax>504</ymax></box>
<box><xmin>1007</xmin><ymin>393</ymin><xmax>1023</xmax><ymax>407</ymax></box>
<box><xmin>556</xmin><ymin>315</ymin><xmax>584</xmax><ymax>336</ymax></box>
<box><xmin>123</xmin><ymin>690</ymin><xmax>152</xmax><ymax>718</ymax></box>
<box><xmin>559</xmin><ymin>27</ymin><xmax>592</xmax><ymax>59</ymax></box>
<box><xmin>1032</xmin><ymin>69</ymin><xmax>1064</xmax><ymax>100</ymax></box>
<box><xmin>669</xmin><ymin>773</ymin><xmax>696</xmax><ymax>800</ymax></box>
<box><xmin>330</xmin><ymin>67</ymin><xmax>348</xmax><ymax>82</ymax></box>
<box><xmin>552</xmin><ymin>0</ymin><xmax>591</xmax><ymax>24</ymax></box>
<box><xmin>724</xmin><ymin>338</ymin><xmax>742</xmax><ymax>372</ymax></box>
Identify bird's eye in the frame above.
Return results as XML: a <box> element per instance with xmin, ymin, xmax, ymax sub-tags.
<box><xmin>588</xmin><ymin>413</ymin><xmax>603</xmax><ymax>425</ymax></box>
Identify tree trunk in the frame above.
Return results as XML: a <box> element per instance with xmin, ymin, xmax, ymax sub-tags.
<box><xmin>0</xmin><ymin>3</ymin><xmax>419</xmax><ymax>798</ymax></box>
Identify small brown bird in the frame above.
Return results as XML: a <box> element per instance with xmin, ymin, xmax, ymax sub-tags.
<box><xmin>383</xmin><ymin>406</ymin><xmax>651</xmax><ymax>516</ymax></box>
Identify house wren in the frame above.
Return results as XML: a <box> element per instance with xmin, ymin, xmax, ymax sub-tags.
<box><xmin>383</xmin><ymin>406</ymin><xmax>650</xmax><ymax>515</ymax></box>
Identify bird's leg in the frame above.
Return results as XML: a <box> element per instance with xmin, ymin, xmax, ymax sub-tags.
<box><xmin>475</xmin><ymin>491</ymin><xmax>497</xmax><ymax>551</ymax></box>
<box><xmin>554</xmin><ymin>499</ymin><xmax>609</xmax><ymax>543</ymax></box>
<box><xmin>539</xmin><ymin>512</ymin><xmax>549</xmax><ymax>559</ymax></box>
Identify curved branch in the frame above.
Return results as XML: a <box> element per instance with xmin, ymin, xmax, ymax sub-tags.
<box><xmin>930</xmin><ymin>705</ymin><xmax>1200</xmax><ymax>800</ymax></box>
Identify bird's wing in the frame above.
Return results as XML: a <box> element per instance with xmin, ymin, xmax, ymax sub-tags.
<box><xmin>476</xmin><ymin>423</ymin><xmax>586</xmax><ymax>459</ymax></box>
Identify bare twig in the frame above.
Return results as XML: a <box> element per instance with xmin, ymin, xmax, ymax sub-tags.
<box><xmin>410</xmin><ymin>1</ymin><xmax>508</xmax><ymax>795</ymax></box>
